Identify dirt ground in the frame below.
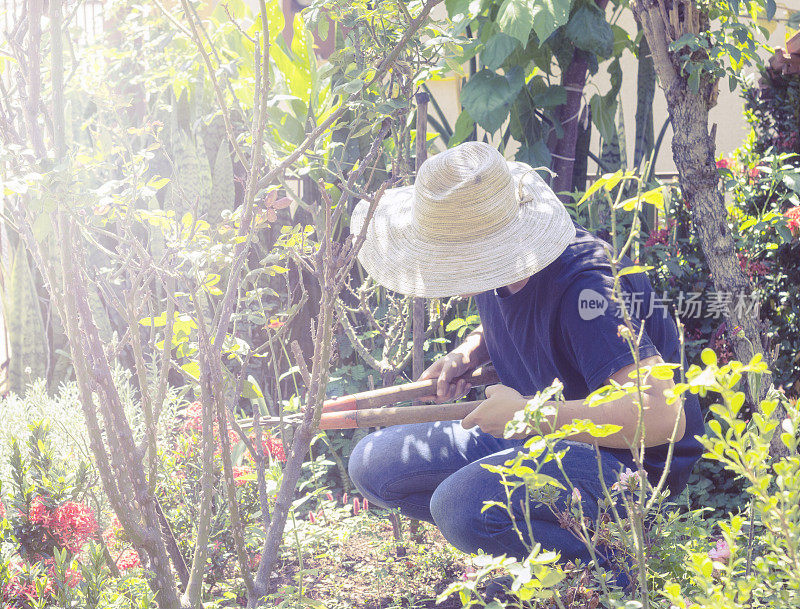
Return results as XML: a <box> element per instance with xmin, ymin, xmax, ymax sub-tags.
<box><xmin>271</xmin><ymin>515</ymin><xmax>472</xmax><ymax>608</ymax></box>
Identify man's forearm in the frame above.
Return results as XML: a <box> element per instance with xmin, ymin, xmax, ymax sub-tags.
<box><xmin>543</xmin><ymin>391</ymin><xmax>686</xmax><ymax>449</ymax></box>
<box><xmin>454</xmin><ymin>324</ymin><xmax>490</xmax><ymax>368</ymax></box>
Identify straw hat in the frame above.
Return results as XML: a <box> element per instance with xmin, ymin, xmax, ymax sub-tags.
<box><xmin>350</xmin><ymin>141</ymin><xmax>576</xmax><ymax>298</ymax></box>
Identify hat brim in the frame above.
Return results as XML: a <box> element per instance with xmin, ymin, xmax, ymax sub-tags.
<box><xmin>350</xmin><ymin>160</ymin><xmax>576</xmax><ymax>298</ymax></box>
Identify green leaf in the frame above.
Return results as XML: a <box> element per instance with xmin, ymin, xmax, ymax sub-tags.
<box><xmin>649</xmin><ymin>363</ymin><xmax>680</xmax><ymax>380</ymax></box>
<box><xmin>460</xmin><ymin>67</ymin><xmax>524</xmax><ymax>133</ymax></box>
<box><xmin>531</xmin><ymin>0</ymin><xmax>572</xmax><ymax>42</ymax></box>
<box><xmin>445</xmin><ymin>0</ymin><xmax>484</xmax><ymax>18</ymax></box>
<box><xmin>617</xmin><ymin>265</ymin><xmax>653</xmax><ymax>276</ymax></box>
<box><xmin>181</xmin><ymin>361</ymin><xmax>201</xmax><ymax>381</ymax></box>
<box><xmin>449</xmin><ymin>111</ymin><xmax>475</xmax><ymax>148</ymax></box>
<box><xmin>532</xmin><ymin>85</ymin><xmax>566</xmax><ymax>107</ymax></box>
<box><xmin>782</xmin><ymin>172</ymin><xmax>800</xmax><ymax>193</ymax></box>
<box><xmin>516</xmin><ymin>140</ymin><xmax>551</xmax><ymax>168</ymax></box>
<box><xmin>497</xmin><ymin>0</ymin><xmax>534</xmax><ymax>46</ymax></box>
<box><xmin>445</xmin><ymin>318</ymin><xmax>466</xmax><ymax>332</ymax></box>
<box><xmin>482</xmin><ymin>33</ymin><xmax>519</xmax><ymax>70</ymax></box>
<box><xmin>576</xmin><ymin>170</ymin><xmax>623</xmax><ymax>205</ymax></box>
<box><xmin>147</xmin><ymin>176</ymin><xmax>171</xmax><ymax>190</ymax></box>
<box><xmin>701</xmin><ymin>348</ymin><xmax>718</xmax><ymax>367</ymax></box>
<box><xmin>565</xmin><ymin>5</ymin><xmax>614</xmax><ymax>58</ymax></box>
<box><xmin>611</xmin><ymin>24</ymin><xmax>632</xmax><ymax>55</ymax></box>
<box><xmin>618</xmin><ymin>186</ymin><xmax>665</xmax><ymax>211</ymax></box>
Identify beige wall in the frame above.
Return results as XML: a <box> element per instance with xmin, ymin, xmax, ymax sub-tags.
<box><xmin>590</xmin><ymin>13</ymin><xmax>792</xmax><ymax>175</ymax></box>
<box><xmin>424</xmin><ymin>13</ymin><xmax>793</xmax><ymax>174</ymax></box>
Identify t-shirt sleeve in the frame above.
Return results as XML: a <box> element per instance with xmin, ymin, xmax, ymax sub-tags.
<box><xmin>558</xmin><ymin>271</ymin><xmax>661</xmax><ymax>392</ymax></box>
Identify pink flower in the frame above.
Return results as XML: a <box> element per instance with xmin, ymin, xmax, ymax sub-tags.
<box><xmin>342</xmin><ymin>492</ymin><xmax>348</xmax><ymax>505</ymax></box>
<box><xmin>612</xmin><ymin>468</ymin><xmax>638</xmax><ymax>492</ymax></box>
<box><xmin>325</xmin><ymin>492</ymin><xmax>334</xmax><ymax>501</ymax></box>
<box><xmin>708</xmin><ymin>539</ymin><xmax>731</xmax><ymax>562</ymax></box>
<box><xmin>748</xmin><ymin>166</ymin><xmax>760</xmax><ymax>179</ymax></box>
<box><xmin>571</xmin><ymin>488</ymin><xmax>582</xmax><ymax>503</ymax></box>
<box><xmin>308</xmin><ymin>511</ymin><xmax>317</xmax><ymax>524</ymax></box>
<box><xmin>363</xmin><ymin>499</ymin><xmax>369</xmax><ymax>512</ymax></box>
<box><xmin>716</xmin><ymin>157</ymin><xmax>734</xmax><ymax>170</ymax></box>
<box><xmin>353</xmin><ymin>497</ymin><xmax>361</xmax><ymax>515</ymax></box>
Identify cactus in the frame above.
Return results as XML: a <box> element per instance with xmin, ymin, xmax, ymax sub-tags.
<box><xmin>633</xmin><ymin>31</ymin><xmax>656</xmax><ymax>170</ymax></box>
<box><xmin>201</xmin><ymin>114</ymin><xmax>227</xmax><ymax>166</ymax></box>
<box><xmin>3</xmin><ymin>242</ymin><xmax>48</xmax><ymax>395</ymax></box>
<box><xmin>166</xmin><ymin>130</ymin><xmax>213</xmax><ymax>217</ymax></box>
<box><xmin>209</xmin><ymin>140</ymin><xmax>235</xmax><ymax>224</ymax></box>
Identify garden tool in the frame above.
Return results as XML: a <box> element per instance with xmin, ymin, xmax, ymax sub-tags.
<box><xmin>241</xmin><ymin>366</ymin><xmax>501</xmax><ymax>432</ymax></box>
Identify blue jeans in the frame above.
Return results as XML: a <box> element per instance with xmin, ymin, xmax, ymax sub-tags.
<box><xmin>348</xmin><ymin>421</ymin><xmax>628</xmax><ymax>563</ymax></box>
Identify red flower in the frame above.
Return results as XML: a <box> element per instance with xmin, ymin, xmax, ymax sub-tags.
<box><xmin>249</xmin><ymin>432</ymin><xmax>286</xmax><ymax>463</ymax></box>
<box><xmin>785</xmin><ymin>206</ymin><xmax>800</xmax><ymax>236</ymax></box>
<box><xmin>716</xmin><ymin>157</ymin><xmax>734</xmax><ymax>170</ymax></box>
<box><xmin>232</xmin><ymin>465</ymin><xmax>255</xmax><ymax>486</ymax></box>
<box><xmin>51</xmin><ymin>501</ymin><xmax>97</xmax><ymax>553</ymax></box>
<box><xmin>115</xmin><ymin>548</ymin><xmax>141</xmax><ymax>571</ymax></box>
<box><xmin>737</xmin><ymin>252</ymin><xmax>769</xmax><ymax>277</ymax></box>
<box><xmin>263</xmin><ymin>434</ymin><xmax>286</xmax><ymax>463</ymax></box>
<box><xmin>748</xmin><ymin>166</ymin><xmax>760</xmax><ymax>179</ymax></box>
<box><xmin>29</xmin><ymin>496</ymin><xmax>54</xmax><ymax>526</ymax></box>
<box><xmin>645</xmin><ymin>227</ymin><xmax>669</xmax><ymax>247</ymax></box>
<box><xmin>182</xmin><ymin>401</ymin><xmax>203</xmax><ymax>433</ymax></box>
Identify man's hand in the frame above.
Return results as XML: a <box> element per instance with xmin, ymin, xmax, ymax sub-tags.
<box><xmin>418</xmin><ymin>352</ymin><xmax>474</xmax><ymax>403</ymax></box>
<box><xmin>461</xmin><ymin>384</ymin><xmax>529</xmax><ymax>439</ymax></box>
<box><xmin>418</xmin><ymin>325</ymin><xmax>489</xmax><ymax>403</ymax></box>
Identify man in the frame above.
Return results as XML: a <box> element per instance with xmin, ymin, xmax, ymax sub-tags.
<box><xmin>346</xmin><ymin>141</ymin><xmax>703</xmax><ymax>566</ymax></box>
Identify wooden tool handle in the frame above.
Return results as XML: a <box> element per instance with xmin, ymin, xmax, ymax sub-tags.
<box><xmin>321</xmin><ymin>366</ymin><xmax>500</xmax><ymax>414</ymax></box>
<box><xmin>318</xmin><ymin>399</ymin><xmax>484</xmax><ymax>430</ymax></box>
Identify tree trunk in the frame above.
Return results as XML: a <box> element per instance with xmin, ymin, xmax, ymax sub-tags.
<box><xmin>631</xmin><ymin>0</ymin><xmax>787</xmax><ymax>458</ymax></box>
<box><xmin>412</xmin><ymin>92</ymin><xmax>429</xmax><ymax>387</ymax></box>
<box><xmin>548</xmin><ymin>0</ymin><xmax>610</xmax><ymax>201</ymax></box>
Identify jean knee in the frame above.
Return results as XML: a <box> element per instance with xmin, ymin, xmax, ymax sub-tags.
<box><xmin>347</xmin><ymin>433</ymin><xmax>374</xmax><ymax>495</ymax></box>
<box><xmin>429</xmin><ymin>478</ymin><xmax>486</xmax><ymax>554</ymax></box>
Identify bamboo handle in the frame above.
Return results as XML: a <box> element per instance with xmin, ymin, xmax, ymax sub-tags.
<box><xmin>318</xmin><ymin>399</ymin><xmax>485</xmax><ymax>430</ymax></box>
<box><xmin>321</xmin><ymin>366</ymin><xmax>500</xmax><ymax>413</ymax></box>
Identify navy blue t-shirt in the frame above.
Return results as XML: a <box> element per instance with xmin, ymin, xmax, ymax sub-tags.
<box><xmin>475</xmin><ymin>222</ymin><xmax>703</xmax><ymax>496</ymax></box>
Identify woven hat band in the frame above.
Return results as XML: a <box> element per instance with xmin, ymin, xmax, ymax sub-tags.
<box><xmin>412</xmin><ymin>143</ymin><xmax>520</xmax><ymax>242</ymax></box>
